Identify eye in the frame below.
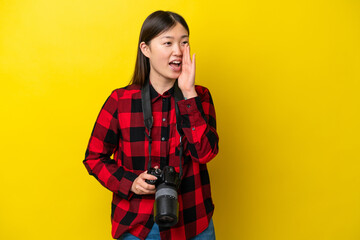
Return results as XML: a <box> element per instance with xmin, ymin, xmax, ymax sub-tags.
<box><xmin>164</xmin><ymin>42</ymin><xmax>172</xmax><ymax>46</ymax></box>
<box><xmin>182</xmin><ymin>41</ymin><xmax>189</xmax><ymax>45</ymax></box>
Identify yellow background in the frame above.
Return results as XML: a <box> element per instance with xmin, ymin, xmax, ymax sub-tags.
<box><xmin>1</xmin><ymin>0</ymin><xmax>359</xmax><ymax>239</ymax></box>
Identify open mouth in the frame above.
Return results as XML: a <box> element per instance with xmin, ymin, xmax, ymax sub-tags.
<box><xmin>169</xmin><ymin>60</ymin><xmax>181</xmax><ymax>67</ymax></box>
<box><xmin>169</xmin><ymin>60</ymin><xmax>182</xmax><ymax>72</ymax></box>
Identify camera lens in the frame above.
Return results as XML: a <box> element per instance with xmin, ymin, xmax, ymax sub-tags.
<box><xmin>154</xmin><ymin>183</ymin><xmax>179</xmax><ymax>227</ymax></box>
<box><xmin>158</xmin><ymin>215</ymin><xmax>175</xmax><ymax>223</ymax></box>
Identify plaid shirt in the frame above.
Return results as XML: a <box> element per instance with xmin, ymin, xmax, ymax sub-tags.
<box><xmin>83</xmin><ymin>82</ymin><xmax>219</xmax><ymax>240</ymax></box>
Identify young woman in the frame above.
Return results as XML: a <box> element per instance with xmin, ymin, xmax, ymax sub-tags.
<box><xmin>83</xmin><ymin>10</ymin><xmax>219</xmax><ymax>240</ymax></box>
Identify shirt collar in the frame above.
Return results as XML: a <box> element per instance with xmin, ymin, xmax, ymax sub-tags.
<box><xmin>149</xmin><ymin>79</ymin><xmax>175</xmax><ymax>103</ymax></box>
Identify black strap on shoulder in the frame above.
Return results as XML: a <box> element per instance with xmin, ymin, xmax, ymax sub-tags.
<box><xmin>141</xmin><ymin>78</ymin><xmax>153</xmax><ymax>132</ymax></box>
<box><xmin>141</xmin><ymin>79</ymin><xmax>153</xmax><ymax>171</ymax></box>
<box><xmin>173</xmin><ymin>81</ymin><xmax>185</xmax><ymax>178</ymax></box>
<box><xmin>141</xmin><ymin>79</ymin><xmax>185</xmax><ymax>179</ymax></box>
<box><xmin>174</xmin><ymin>81</ymin><xmax>184</xmax><ymax>136</ymax></box>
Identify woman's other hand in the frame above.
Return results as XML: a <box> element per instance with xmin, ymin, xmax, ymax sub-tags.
<box><xmin>178</xmin><ymin>44</ymin><xmax>197</xmax><ymax>99</ymax></box>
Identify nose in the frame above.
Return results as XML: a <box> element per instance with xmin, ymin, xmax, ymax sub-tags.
<box><xmin>173</xmin><ymin>43</ymin><xmax>183</xmax><ymax>56</ymax></box>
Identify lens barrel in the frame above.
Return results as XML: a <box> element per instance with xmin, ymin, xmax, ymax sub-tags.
<box><xmin>154</xmin><ymin>183</ymin><xmax>179</xmax><ymax>227</ymax></box>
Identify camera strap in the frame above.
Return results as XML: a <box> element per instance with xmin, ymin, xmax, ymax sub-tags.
<box><xmin>141</xmin><ymin>78</ymin><xmax>185</xmax><ymax>179</ymax></box>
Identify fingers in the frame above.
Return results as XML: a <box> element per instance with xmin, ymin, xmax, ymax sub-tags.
<box><xmin>133</xmin><ymin>185</ymin><xmax>155</xmax><ymax>195</ymax></box>
<box><xmin>131</xmin><ymin>170</ymin><xmax>158</xmax><ymax>195</ymax></box>
<box><xmin>132</xmin><ymin>181</ymin><xmax>155</xmax><ymax>195</ymax></box>
<box><xmin>178</xmin><ymin>45</ymin><xmax>196</xmax><ymax>91</ymax></box>
<box><xmin>182</xmin><ymin>46</ymin><xmax>187</xmax><ymax>66</ymax></box>
<box><xmin>142</xmin><ymin>171</ymin><xmax>157</xmax><ymax>179</ymax></box>
<box><xmin>182</xmin><ymin>45</ymin><xmax>191</xmax><ymax>66</ymax></box>
<box><xmin>186</xmin><ymin>45</ymin><xmax>191</xmax><ymax>64</ymax></box>
<box><xmin>134</xmin><ymin>182</ymin><xmax>156</xmax><ymax>194</ymax></box>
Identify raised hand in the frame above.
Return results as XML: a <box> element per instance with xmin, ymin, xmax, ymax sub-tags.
<box><xmin>178</xmin><ymin>44</ymin><xmax>198</xmax><ymax>99</ymax></box>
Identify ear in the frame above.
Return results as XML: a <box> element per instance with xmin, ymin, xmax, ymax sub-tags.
<box><xmin>140</xmin><ymin>42</ymin><xmax>150</xmax><ymax>58</ymax></box>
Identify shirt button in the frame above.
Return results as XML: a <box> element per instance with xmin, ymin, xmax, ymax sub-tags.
<box><xmin>192</xmin><ymin>127</ymin><xmax>195</xmax><ymax>131</ymax></box>
<box><xmin>187</xmin><ymin>104</ymin><xmax>191</xmax><ymax>108</ymax></box>
<box><xmin>161</xmin><ymin>137</ymin><xmax>165</xmax><ymax>141</ymax></box>
<box><xmin>162</xmin><ymin>118</ymin><xmax>166</xmax><ymax>122</ymax></box>
<box><xmin>162</xmin><ymin>98</ymin><xmax>166</xmax><ymax>102</ymax></box>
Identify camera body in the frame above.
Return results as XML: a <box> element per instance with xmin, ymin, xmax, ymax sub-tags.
<box><xmin>146</xmin><ymin>166</ymin><xmax>180</xmax><ymax>188</ymax></box>
<box><xmin>146</xmin><ymin>166</ymin><xmax>180</xmax><ymax>227</ymax></box>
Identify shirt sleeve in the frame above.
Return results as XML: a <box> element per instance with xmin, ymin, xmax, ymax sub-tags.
<box><xmin>177</xmin><ymin>87</ymin><xmax>219</xmax><ymax>164</ymax></box>
<box><xmin>83</xmin><ymin>90</ymin><xmax>138</xmax><ymax>199</ymax></box>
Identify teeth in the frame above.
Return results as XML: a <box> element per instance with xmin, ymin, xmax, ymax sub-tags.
<box><xmin>171</xmin><ymin>61</ymin><xmax>181</xmax><ymax>64</ymax></box>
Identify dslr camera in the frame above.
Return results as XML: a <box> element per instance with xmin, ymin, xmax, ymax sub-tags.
<box><xmin>146</xmin><ymin>166</ymin><xmax>180</xmax><ymax>227</ymax></box>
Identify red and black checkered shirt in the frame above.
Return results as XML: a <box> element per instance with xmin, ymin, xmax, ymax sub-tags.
<box><xmin>83</xmin><ymin>82</ymin><xmax>219</xmax><ymax>240</ymax></box>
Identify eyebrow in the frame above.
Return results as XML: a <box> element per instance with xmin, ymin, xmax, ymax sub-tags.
<box><xmin>161</xmin><ymin>35</ymin><xmax>189</xmax><ymax>39</ymax></box>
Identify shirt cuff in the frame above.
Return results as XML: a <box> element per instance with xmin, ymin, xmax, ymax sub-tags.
<box><xmin>118</xmin><ymin>170</ymin><xmax>138</xmax><ymax>200</ymax></box>
<box><xmin>177</xmin><ymin>97</ymin><xmax>207</xmax><ymax>143</ymax></box>
<box><xmin>177</xmin><ymin>96</ymin><xmax>201</xmax><ymax>115</ymax></box>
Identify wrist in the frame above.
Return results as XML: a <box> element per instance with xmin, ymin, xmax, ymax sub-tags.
<box><xmin>181</xmin><ymin>88</ymin><xmax>197</xmax><ymax>99</ymax></box>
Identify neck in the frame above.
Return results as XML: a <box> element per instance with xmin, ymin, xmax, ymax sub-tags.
<box><xmin>149</xmin><ymin>73</ymin><xmax>176</xmax><ymax>95</ymax></box>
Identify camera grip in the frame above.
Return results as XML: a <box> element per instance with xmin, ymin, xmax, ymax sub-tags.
<box><xmin>145</xmin><ymin>168</ymin><xmax>162</xmax><ymax>185</ymax></box>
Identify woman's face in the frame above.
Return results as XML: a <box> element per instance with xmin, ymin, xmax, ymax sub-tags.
<box><xmin>141</xmin><ymin>22</ymin><xmax>189</xmax><ymax>83</ymax></box>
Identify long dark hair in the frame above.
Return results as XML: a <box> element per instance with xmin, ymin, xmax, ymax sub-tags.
<box><xmin>129</xmin><ymin>10</ymin><xmax>189</xmax><ymax>86</ymax></box>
